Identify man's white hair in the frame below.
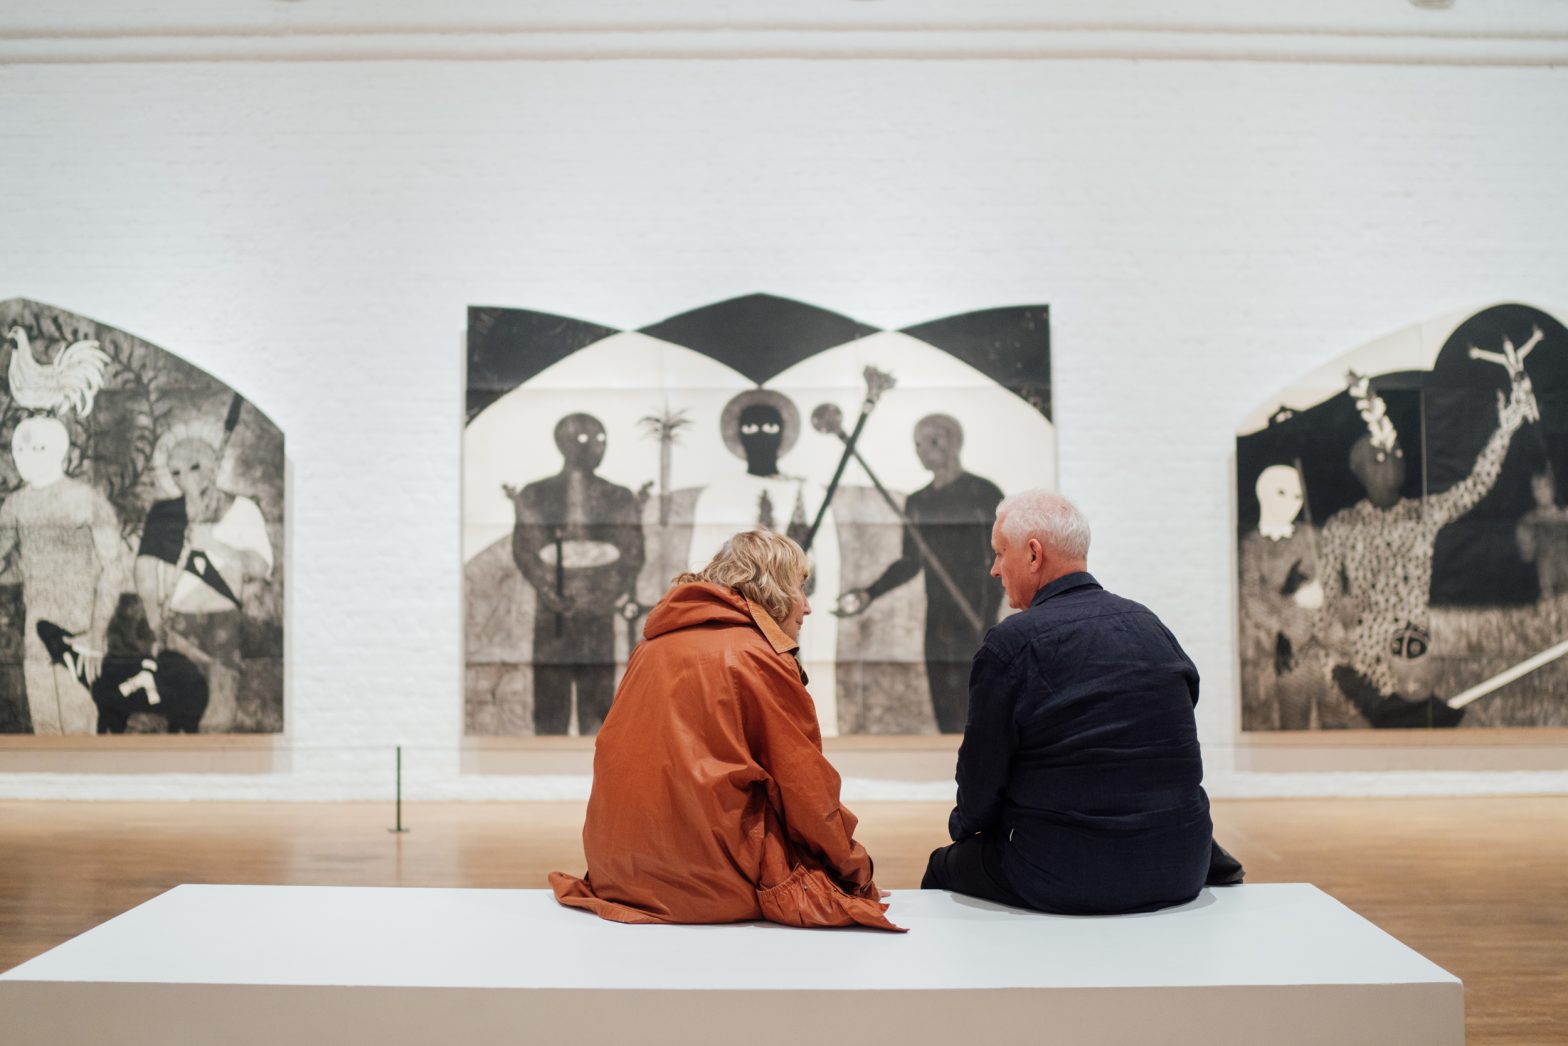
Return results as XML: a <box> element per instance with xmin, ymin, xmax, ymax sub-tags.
<box><xmin>996</xmin><ymin>488</ymin><xmax>1091</xmax><ymax>561</ymax></box>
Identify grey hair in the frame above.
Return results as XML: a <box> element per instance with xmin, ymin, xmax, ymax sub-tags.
<box><xmin>996</xmin><ymin>488</ymin><xmax>1090</xmax><ymax>561</ymax></box>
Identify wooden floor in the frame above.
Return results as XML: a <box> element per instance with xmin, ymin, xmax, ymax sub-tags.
<box><xmin>3</xmin><ymin>797</ymin><xmax>1565</xmax><ymax>1044</ymax></box>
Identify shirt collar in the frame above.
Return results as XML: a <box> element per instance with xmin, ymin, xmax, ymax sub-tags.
<box><xmin>746</xmin><ymin>599</ymin><xmax>800</xmax><ymax>656</ymax></box>
<box><xmin>1028</xmin><ymin>571</ymin><xmax>1101</xmax><ymax>608</ymax></box>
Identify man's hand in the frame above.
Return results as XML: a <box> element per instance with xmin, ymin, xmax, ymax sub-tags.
<box><xmin>833</xmin><ymin>588</ymin><xmax>871</xmax><ymax>618</ymax></box>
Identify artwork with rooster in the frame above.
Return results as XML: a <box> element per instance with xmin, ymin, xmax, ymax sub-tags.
<box><xmin>0</xmin><ymin>300</ymin><xmax>284</xmax><ymax>737</ymax></box>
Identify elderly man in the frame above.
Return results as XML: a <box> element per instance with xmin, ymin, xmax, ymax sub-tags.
<box><xmin>923</xmin><ymin>489</ymin><xmax>1240</xmax><ymax>914</ymax></box>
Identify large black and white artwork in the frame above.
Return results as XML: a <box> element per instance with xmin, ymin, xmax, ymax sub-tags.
<box><xmin>0</xmin><ymin>300</ymin><xmax>284</xmax><ymax>736</ymax></box>
<box><xmin>1237</xmin><ymin>303</ymin><xmax>1568</xmax><ymax>731</ymax></box>
<box><xmin>465</xmin><ymin>295</ymin><xmax>1053</xmax><ymax>736</ymax></box>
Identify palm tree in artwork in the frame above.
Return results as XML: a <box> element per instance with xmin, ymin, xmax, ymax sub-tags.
<box><xmin>639</xmin><ymin>404</ymin><xmax>692</xmax><ymax>526</ymax></box>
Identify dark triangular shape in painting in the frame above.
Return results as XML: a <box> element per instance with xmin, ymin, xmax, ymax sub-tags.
<box><xmin>639</xmin><ymin>294</ymin><xmax>878</xmax><ymax>385</ymax></box>
<box><xmin>900</xmin><ymin>306</ymin><xmax>1052</xmax><ymax>419</ymax></box>
<box><xmin>467</xmin><ymin>306</ymin><xmax>621</xmax><ymax>422</ymax></box>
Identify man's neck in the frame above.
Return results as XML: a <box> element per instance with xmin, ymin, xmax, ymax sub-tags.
<box><xmin>1036</xmin><ymin>561</ymin><xmax>1088</xmax><ymax>591</ymax></box>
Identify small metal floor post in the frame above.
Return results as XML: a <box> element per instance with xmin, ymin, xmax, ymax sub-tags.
<box><xmin>389</xmin><ymin>745</ymin><xmax>409</xmax><ymax>834</ymax></box>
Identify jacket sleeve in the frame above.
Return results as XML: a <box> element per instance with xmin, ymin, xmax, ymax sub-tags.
<box><xmin>949</xmin><ymin>644</ymin><xmax>1019</xmax><ymax>840</ymax></box>
<box><xmin>736</xmin><ymin>647</ymin><xmax>876</xmax><ymax>893</ymax></box>
<box><xmin>1156</xmin><ymin>620</ymin><xmax>1201</xmax><ymax>708</ymax></box>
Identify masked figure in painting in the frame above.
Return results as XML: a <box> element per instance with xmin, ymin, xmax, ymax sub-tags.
<box><xmin>0</xmin><ymin>326</ymin><xmax>122</xmax><ymax>734</ymax></box>
<box><xmin>1238</xmin><ymin>464</ymin><xmax>1325</xmax><ymax>730</ymax></box>
<box><xmin>135</xmin><ymin>426</ymin><xmax>275</xmax><ymax>732</ymax></box>
<box><xmin>509</xmin><ymin>413</ymin><xmax>645</xmax><ymax>736</ymax></box>
<box><xmin>688</xmin><ymin>389</ymin><xmax>840</xmax><ymax>735</ymax></box>
<box><xmin>1315</xmin><ymin>372</ymin><xmax>1533</xmax><ymax>726</ymax></box>
<box><xmin>835</xmin><ymin>414</ymin><xmax>1002</xmax><ymax>733</ymax></box>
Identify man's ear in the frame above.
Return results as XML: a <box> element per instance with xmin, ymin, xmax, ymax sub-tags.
<box><xmin>1028</xmin><ymin>537</ymin><xmax>1044</xmax><ymax>566</ymax></box>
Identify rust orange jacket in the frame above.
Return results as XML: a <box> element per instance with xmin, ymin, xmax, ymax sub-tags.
<box><xmin>550</xmin><ymin>581</ymin><xmax>902</xmax><ymax>931</ymax></box>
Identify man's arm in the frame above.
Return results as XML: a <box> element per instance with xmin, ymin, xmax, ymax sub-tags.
<box><xmin>866</xmin><ymin>521</ymin><xmax>922</xmax><ymax>601</ymax></box>
<box><xmin>837</xmin><ymin>518</ymin><xmax>920</xmax><ymax>616</ymax></box>
<box><xmin>948</xmin><ymin>645</ymin><xmax>1019</xmax><ymax>840</ymax></box>
<box><xmin>1155</xmin><ymin>620</ymin><xmax>1201</xmax><ymax>707</ymax></box>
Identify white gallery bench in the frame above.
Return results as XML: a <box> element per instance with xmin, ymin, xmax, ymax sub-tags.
<box><xmin>0</xmin><ymin>883</ymin><xmax>1461</xmax><ymax>1046</ymax></box>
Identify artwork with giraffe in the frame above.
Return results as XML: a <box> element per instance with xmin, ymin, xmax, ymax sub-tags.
<box><xmin>464</xmin><ymin>296</ymin><xmax>1053</xmax><ymax>736</ymax></box>
<box><xmin>1236</xmin><ymin>303</ymin><xmax>1568</xmax><ymax>731</ymax></box>
<box><xmin>0</xmin><ymin>300</ymin><xmax>284</xmax><ymax>736</ymax></box>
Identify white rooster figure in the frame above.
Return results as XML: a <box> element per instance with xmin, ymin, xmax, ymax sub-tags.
<box><xmin>7</xmin><ymin>325</ymin><xmax>111</xmax><ymax>418</ymax></box>
<box><xmin>6</xmin><ymin>326</ymin><xmax>111</xmax><ymax>489</ymax></box>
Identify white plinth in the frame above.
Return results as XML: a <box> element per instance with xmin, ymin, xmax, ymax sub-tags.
<box><xmin>1</xmin><ymin>884</ymin><xmax>1462</xmax><ymax>1046</ymax></box>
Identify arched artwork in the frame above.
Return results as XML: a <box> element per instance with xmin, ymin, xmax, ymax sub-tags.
<box><xmin>1236</xmin><ymin>303</ymin><xmax>1568</xmax><ymax>731</ymax></box>
<box><xmin>465</xmin><ymin>295</ymin><xmax>1053</xmax><ymax>736</ymax></box>
<box><xmin>0</xmin><ymin>301</ymin><xmax>284</xmax><ymax>736</ymax></box>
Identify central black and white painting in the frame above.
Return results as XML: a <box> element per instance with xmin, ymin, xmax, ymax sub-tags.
<box><xmin>465</xmin><ymin>295</ymin><xmax>1053</xmax><ymax>736</ymax></box>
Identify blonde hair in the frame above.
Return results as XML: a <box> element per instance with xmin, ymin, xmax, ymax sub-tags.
<box><xmin>674</xmin><ymin>529</ymin><xmax>809</xmax><ymax>625</ymax></box>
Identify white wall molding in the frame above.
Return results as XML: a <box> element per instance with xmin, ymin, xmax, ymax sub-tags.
<box><xmin>2</xmin><ymin>29</ymin><xmax>1567</xmax><ymax>68</ymax></box>
<box><xmin>4</xmin><ymin>4</ymin><xmax>1568</xmax><ymax>67</ymax></box>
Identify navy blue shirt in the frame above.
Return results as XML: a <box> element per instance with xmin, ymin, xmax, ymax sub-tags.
<box><xmin>951</xmin><ymin>572</ymin><xmax>1212</xmax><ymax>914</ymax></box>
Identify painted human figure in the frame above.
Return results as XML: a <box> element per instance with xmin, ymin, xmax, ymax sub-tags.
<box><xmin>0</xmin><ymin>327</ymin><xmax>121</xmax><ymax>734</ymax></box>
<box><xmin>135</xmin><ymin>434</ymin><xmax>274</xmax><ymax>732</ymax></box>
<box><xmin>1237</xmin><ymin>464</ymin><xmax>1324</xmax><ymax>730</ymax></box>
<box><xmin>688</xmin><ymin>389</ymin><xmax>840</xmax><ymax>734</ymax></box>
<box><xmin>1315</xmin><ymin>373</ymin><xmax>1532</xmax><ymax>723</ymax></box>
<box><xmin>1516</xmin><ymin>471</ymin><xmax>1568</xmax><ymax>601</ymax></box>
<box><xmin>510</xmin><ymin>413</ymin><xmax>644</xmax><ymax>736</ymax></box>
<box><xmin>835</xmin><ymin>414</ymin><xmax>1002</xmax><ymax>733</ymax></box>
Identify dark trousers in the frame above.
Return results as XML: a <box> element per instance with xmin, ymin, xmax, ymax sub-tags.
<box><xmin>921</xmin><ymin>833</ymin><xmax>1032</xmax><ymax>908</ymax></box>
<box><xmin>924</xmin><ymin>834</ymin><xmax>1246</xmax><ymax>911</ymax></box>
<box><xmin>533</xmin><ymin>615</ymin><xmax>615</xmax><ymax>735</ymax></box>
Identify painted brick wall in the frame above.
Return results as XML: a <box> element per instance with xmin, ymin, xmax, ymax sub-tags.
<box><xmin>1</xmin><ymin>46</ymin><xmax>1565</xmax><ymax>798</ymax></box>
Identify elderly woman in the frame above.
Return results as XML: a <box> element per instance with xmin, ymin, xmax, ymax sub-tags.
<box><xmin>550</xmin><ymin>529</ymin><xmax>900</xmax><ymax>931</ymax></box>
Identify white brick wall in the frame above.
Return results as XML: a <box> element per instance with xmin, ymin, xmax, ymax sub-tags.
<box><xmin>1</xmin><ymin>6</ymin><xmax>1566</xmax><ymax>798</ymax></box>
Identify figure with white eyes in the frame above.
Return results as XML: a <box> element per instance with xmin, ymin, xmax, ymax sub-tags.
<box><xmin>509</xmin><ymin>413</ymin><xmax>645</xmax><ymax>735</ymax></box>
<box><xmin>688</xmin><ymin>389</ymin><xmax>840</xmax><ymax>734</ymax></box>
<box><xmin>134</xmin><ymin>425</ymin><xmax>274</xmax><ymax>732</ymax></box>
<box><xmin>1237</xmin><ymin>464</ymin><xmax>1323</xmax><ymax>730</ymax></box>
<box><xmin>1314</xmin><ymin>372</ymin><xmax>1532</xmax><ymax>726</ymax></box>
<box><xmin>0</xmin><ymin>326</ymin><xmax>122</xmax><ymax>733</ymax></box>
